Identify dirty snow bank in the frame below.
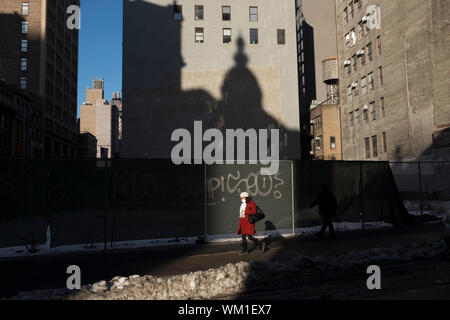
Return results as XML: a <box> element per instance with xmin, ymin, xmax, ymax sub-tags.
<box><xmin>404</xmin><ymin>200</ymin><xmax>450</xmax><ymax>219</ymax></box>
<box><xmin>8</xmin><ymin>240</ymin><xmax>447</xmax><ymax>300</ymax></box>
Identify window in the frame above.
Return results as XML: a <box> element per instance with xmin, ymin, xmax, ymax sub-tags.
<box><xmin>352</xmin><ymin>54</ymin><xmax>357</xmax><ymax>72</ymax></box>
<box><xmin>345</xmin><ymin>33</ymin><xmax>350</xmax><ymax>48</ymax></box>
<box><xmin>20</xmin><ymin>77</ymin><xmax>27</xmax><ymax>90</ymax></box>
<box><xmin>345</xmin><ymin>60</ymin><xmax>351</xmax><ymax>75</ymax></box>
<box><xmin>351</xmin><ymin>28</ymin><xmax>356</xmax><ymax>46</ymax></box>
<box><xmin>249</xmin><ymin>7</ymin><xmax>258</xmax><ymax>22</ymax></box>
<box><xmin>195</xmin><ymin>5</ymin><xmax>204</xmax><ymax>20</ymax></box>
<box><xmin>377</xmin><ymin>36</ymin><xmax>382</xmax><ymax>55</ymax></box>
<box><xmin>382</xmin><ymin>132</ymin><xmax>387</xmax><ymax>153</ymax></box>
<box><xmin>352</xmin><ymin>81</ymin><xmax>359</xmax><ymax>97</ymax></box>
<box><xmin>370</xmin><ymin>101</ymin><xmax>376</xmax><ymax>120</ymax></box>
<box><xmin>277</xmin><ymin>29</ymin><xmax>286</xmax><ymax>45</ymax></box>
<box><xmin>357</xmin><ymin>22</ymin><xmax>363</xmax><ymax>40</ymax></box>
<box><xmin>223</xmin><ymin>28</ymin><xmax>231</xmax><ymax>43</ymax></box>
<box><xmin>359</xmin><ymin>20</ymin><xmax>365</xmax><ymax>38</ymax></box>
<box><xmin>355</xmin><ymin>0</ymin><xmax>362</xmax><ymax>10</ymax></box>
<box><xmin>361</xmin><ymin>76</ymin><xmax>367</xmax><ymax>94</ymax></box>
<box><xmin>378</xmin><ymin>66</ymin><xmax>383</xmax><ymax>86</ymax></box>
<box><xmin>347</xmin><ymin>85</ymin><xmax>352</xmax><ymax>103</ymax></box>
<box><xmin>343</xmin><ymin>8</ymin><xmax>348</xmax><ymax>25</ymax></box>
<box><xmin>173</xmin><ymin>5</ymin><xmax>182</xmax><ymax>21</ymax></box>
<box><xmin>330</xmin><ymin>137</ymin><xmax>336</xmax><ymax>149</ymax></box>
<box><xmin>380</xmin><ymin>97</ymin><xmax>385</xmax><ymax>117</ymax></box>
<box><xmin>222</xmin><ymin>6</ymin><xmax>231</xmax><ymax>21</ymax></box>
<box><xmin>372</xmin><ymin>135</ymin><xmax>378</xmax><ymax>158</ymax></box>
<box><xmin>349</xmin><ymin>1</ymin><xmax>354</xmax><ymax>19</ymax></box>
<box><xmin>367</xmin><ymin>42</ymin><xmax>373</xmax><ymax>61</ymax></box>
<box><xmin>195</xmin><ymin>28</ymin><xmax>204</xmax><ymax>44</ymax></box>
<box><xmin>365</xmin><ymin>138</ymin><xmax>371</xmax><ymax>159</ymax></box>
<box><xmin>368</xmin><ymin>72</ymin><xmax>374</xmax><ymax>90</ymax></box>
<box><xmin>316</xmin><ymin>136</ymin><xmax>322</xmax><ymax>149</ymax></box>
<box><xmin>250</xmin><ymin>29</ymin><xmax>258</xmax><ymax>44</ymax></box>
<box><xmin>349</xmin><ymin>111</ymin><xmax>354</xmax><ymax>127</ymax></box>
<box><xmin>363</xmin><ymin>108</ymin><xmax>369</xmax><ymax>123</ymax></box>
<box><xmin>20</xmin><ymin>58</ymin><xmax>27</xmax><ymax>71</ymax></box>
<box><xmin>21</xmin><ymin>39</ymin><xmax>28</xmax><ymax>52</ymax></box>
<box><xmin>355</xmin><ymin>108</ymin><xmax>360</xmax><ymax>124</ymax></box>
<box><xmin>359</xmin><ymin>48</ymin><xmax>366</xmax><ymax>66</ymax></box>
<box><xmin>21</xmin><ymin>21</ymin><xmax>28</xmax><ymax>34</ymax></box>
<box><xmin>22</xmin><ymin>2</ymin><xmax>29</xmax><ymax>16</ymax></box>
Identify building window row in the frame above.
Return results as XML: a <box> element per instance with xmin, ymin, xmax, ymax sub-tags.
<box><xmin>343</xmin><ymin>0</ymin><xmax>367</xmax><ymax>25</ymax></box>
<box><xmin>193</xmin><ymin>28</ymin><xmax>285</xmax><ymax>45</ymax></box>
<box><xmin>344</xmin><ymin>17</ymin><xmax>380</xmax><ymax>53</ymax></box>
<box><xmin>364</xmin><ymin>132</ymin><xmax>387</xmax><ymax>159</ymax></box>
<box><xmin>349</xmin><ymin>97</ymin><xmax>385</xmax><ymax>127</ymax></box>
<box><xmin>21</xmin><ymin>2</ymin><xmax>29</xmax><ymax>16</ymax></box>
<box><xmin>346</xmin><ymin>67</ymin><xmax>384</xmax><ymax>105</ymax></box>
<box><xmin>174</xmin><ymin>5</ymin><xmax>259</xmax><ymax>22</ymax></box>
<box><xmin>344</xmin><ymin>39</ymin><xmax>379</xmax><ymax>73</ymax></box>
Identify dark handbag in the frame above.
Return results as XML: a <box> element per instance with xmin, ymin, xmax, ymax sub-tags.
<box><xmin>248</xmin><ymin>206</ymin><xmax>266</xmax><ymax>224</ymax></box>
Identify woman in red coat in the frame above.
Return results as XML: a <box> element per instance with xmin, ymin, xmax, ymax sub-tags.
<box><xmin>237</xmin><ymin>192</ymin><xmax>263</xmax><ymax>255</ymax></box>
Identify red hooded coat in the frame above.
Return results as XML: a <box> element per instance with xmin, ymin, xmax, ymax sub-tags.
<box><xmin>237</xmin><ymin>200</ymin><xmax>257</xmax><ymax>235</ymax></box>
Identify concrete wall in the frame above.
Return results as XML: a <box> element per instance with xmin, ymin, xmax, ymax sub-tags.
<box><xmin>122</xmin><ymin>0</ymin><xmax>301</xmax><ymax>160</ymax></box>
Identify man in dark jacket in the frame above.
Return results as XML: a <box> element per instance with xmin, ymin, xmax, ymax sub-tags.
<box><xmin>309</xmin><ymin>184</ymin><xmax>337</xmax><ymax>239</ymax></box>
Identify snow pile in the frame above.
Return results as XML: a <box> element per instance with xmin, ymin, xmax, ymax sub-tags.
<box><xmin>404</xmin><ymin>200</ymin><xmax>450</xmax><ymax>219</ymax></box>
<box><xmin>8</xmin><ymin>239</ymin><xmax>447</xmax><ymax>300</ymax></box>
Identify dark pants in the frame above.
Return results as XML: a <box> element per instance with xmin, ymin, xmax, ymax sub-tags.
<box><xmin>319</xmin><ymin>215</ymin><xmax>335</xmax><ymax>238</ymax></box>
<box><xmin>241</xmin><ymin>235</ymin><xmax>259</xmax><ymax>251</ymax></box>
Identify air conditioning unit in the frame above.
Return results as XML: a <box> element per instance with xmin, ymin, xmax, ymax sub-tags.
<box><xmin>310</xmin><ymin>120</ymin><xmax>315</xmax><ymax>124</ymax></box>
<box><xmin>363</xmin><ymin>104</ymin><xmax>369</xmax><ymax>110</ymax></box>
<box><xmin>357</xmin><ymin>49</ymin><xmax>365</xmax><ymax>56</ymax></box>
<box><xmin>351</xmin><ymin>82</ymin><xmax>358</xmax><ymax>88</ymax></box>
<box><xmin>362</xmin><ymin>16</ymin><xmax>368</xmax><ymax>22</ymax></box>
<box><xmin>344</xmin><ymin>60</ymin><xmax>351</xmax><ymax>66</ymax></box>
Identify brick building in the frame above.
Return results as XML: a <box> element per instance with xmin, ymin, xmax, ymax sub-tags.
<box><xmin>335</xmin><ymin>0</ymin><xmax>450</xmax><ymax>161</ymax></box>
<box><xmin>0</xmin><ymin>0</ymin><xmax>80</xmax><ymax>158</ymax></box>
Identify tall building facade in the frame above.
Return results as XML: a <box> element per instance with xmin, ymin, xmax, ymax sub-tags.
<box><xmin>0</xmin><ymin>0</ymin><xmax>79</xmax><ymax>158</ymax></box>
<box><xmin>79</xmin><ymin>80</ymin><xmax>120</xmax><ymax>159</ymax></box>
<box><xmin>295</xmin><ymin>0</ymin><xmax>338</xmax><ymax>159</ymax></box>
<box><xmin>335</xmin><ymin>0</ymin><xmax>450</xmax><ymax>161</ymax></box>
<box><xmin>122</xmin><ymin>0</ymin><xmax>301</xmax><ymax>160</ymax></box>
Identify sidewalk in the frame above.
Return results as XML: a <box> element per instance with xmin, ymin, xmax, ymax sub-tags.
<box><xmin>0</xmin><ymin>223</ymin><xmax>444</xmax><ymax>298</ymax></box>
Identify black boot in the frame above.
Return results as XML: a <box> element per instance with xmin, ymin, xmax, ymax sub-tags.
<box><xmin>239</xmin><ymin>239</ymin><xmax>249</xmax><ymax>255</ymax></box>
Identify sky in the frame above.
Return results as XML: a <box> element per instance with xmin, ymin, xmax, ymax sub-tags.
<box><xmin>77</xmin><ymin>0</ymin><xmax>123</xmax><ymax>118</ymax></box>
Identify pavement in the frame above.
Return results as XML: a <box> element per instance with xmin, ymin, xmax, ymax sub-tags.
<box><xmin>0</xmin><ymin>222</ymin><xmax>445</xmax><ymax>299</ymax></box>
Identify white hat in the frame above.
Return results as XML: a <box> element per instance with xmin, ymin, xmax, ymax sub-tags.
<box><xmin>240</xmin><ymin>192</ymin><xmax>249</xmax><ymax>198</ymax></box>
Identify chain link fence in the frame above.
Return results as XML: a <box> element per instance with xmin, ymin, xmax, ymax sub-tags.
<box><xmin>390</xmin><ymin>161</ymin><xmax>450</xmax><ymax>222</ymax></box>
<box><xmin>0</xmin><ymin>159</ymin><xmax>446</xmax><ymax>250</ymax></box>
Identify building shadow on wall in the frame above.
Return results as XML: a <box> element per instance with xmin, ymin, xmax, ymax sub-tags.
<box><xmin>123</xmin><ymin>0</ymin><xmax>300</xmax><ymax>160</ymax></box>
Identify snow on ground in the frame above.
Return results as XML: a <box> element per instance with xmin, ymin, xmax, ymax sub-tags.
<box><xmin>1</xmin><ymin>199</ymin><xmax>446</xmax><ymax>260</ymax></box>
<box><xmin>0</xmin><ymin>222</ymin><xmax>391</xmax><ymax>259</ymax></box>
<box><xmin>7</xmin><ymin>240</ymin><xmax>448</xmax><ymax>300</ymax></box>
<box><xmin>404</xmin><ymin>200</ymin><xmax>450</xmax><ymax>220</ymax></box>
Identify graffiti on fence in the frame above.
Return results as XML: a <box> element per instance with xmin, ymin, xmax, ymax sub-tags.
<box><xmin>207</xmin><ymin>169</ymin><xmax>285</xmax><ymax>205</ymax></box>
